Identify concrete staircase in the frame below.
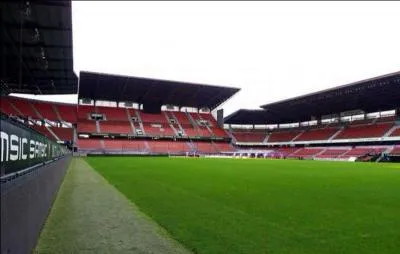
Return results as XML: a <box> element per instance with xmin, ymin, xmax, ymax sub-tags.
<box><xmin>186</xmin><ymin>141</ymin><xmax>194</xmax><ymax>152</ymax></box>
<box><xmin>8</xmin><ymin>100</ymin><xmax>24</xmax><ymax>116</ymax></box>
<box><xmin>164</xmin><ymin>112</ymin><xmax>179</xmax><ymax>135</ymax></box>
<box><xmin>226</xmin><ymin>128</ymin><xmax>237</xmax><ymax>143</ymax></box>
<box><xmin>144</xmin><ymin>141</ymin><xmax>151</xmax><ymax>152</ymax></box>
<box><xmin>313</xmin><ymin>148</ymin><xmax>327</xmax><ymax>159</ymax></box>
<box><xmin>383</xmin><ymin>125</ymin><xmax>399</xmax><ymax>137</ymax></box>
<box><xmin>45</xmin><ymin>126</ymin><xmax>60</xmax><ymax>141</ymax></box>
<box><xmin>30</xmin><ymin>104</ymin><xmax>44</xmax><ymax>119</ymax></box>
<box><xmin>263</xmin><ymin>134</ymin><xmax>270</xmax><ymax>143</ymax></box>
<box><xmin>291</xmin><ymin>131</ymin><xmax>305</xmax><ymax>142</ymax></box>
<box><xmin>376</xmin><ymin>146</ymin><xmax>393</xmax><ymax>162</ymax></box>
<box><xmin>134</xmin><ymin>111</ymin><xmax>145</xmax><ymax>135</ymax></box>
<box><xmin>53</xmin><ymin>105</ymin><xmax>64</xmax><ymax>122</ymax></box>
<box><xmin>170</xmin><ymin>112</ymin><xmax>186</xmax><ymax>136</ymax></box>
<box><xmin>126</xmin><ymin>109</ymin><xmax>136</xmax><ymax>135</ymax></box>
<box><xmin>211</xmin><ymin>141</ymin><xmax>219</xmax><ymax>153</ymax></box>
<box><xmin>197</xmin><ymin>113</ymin><xmax>214</xmax><ymax>136</ymax></box>
<box><xmin>186</xmin><ymin>112</ymin><xmax>198</xmax><ymax>129</ymax></box>
<box><xmin>328</xmin><ymin>127</ymin><xmax>344</xmax><ymax>140</ymax></box>
<box><xmin>95</xmin><ymin>121</ymin><xmax>101</xmax><ymax>133</ymax></box>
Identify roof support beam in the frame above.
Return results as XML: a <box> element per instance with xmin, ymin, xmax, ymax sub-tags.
<box><xmin>4</xmin><ymin>22</ymin><xmax>72</xmax><ymax>31</ymax></box>
<box><xmin>3</xmin><ymin>23</ymin><xmax>39</xmax><ymax>91</ymax></box>
<box><xmin>5</xmin><ymin>56</ymin><xmax>73</xmax><ymax>62</ymax></box>
<box><xmin>4</xmin><ymin>42</ymin><xmax>72</xmax><ymax>49</ymax></box>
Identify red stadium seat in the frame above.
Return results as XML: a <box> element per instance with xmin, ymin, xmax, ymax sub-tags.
<box><xmin>0</xmin><ymin>98</ymin><xmax>21</xmax><ymax>116</ymax></box>
<box><xmin>99</xmin><ymin>121</ymin><xmax>132</xmax><ymax>134</ymax></box>
<box><xmin>77</xmin><ymin>120</ymin><xmax>97</xmax><ymax>133</ymax></box>
<box><xmin>11</xmin><ymin>98</ymin><xmax>38</xmax><ymax>118</ymax></box>
<box><xmin>147</xmin><ymin>141</ymin><xmax>190</xmax><ymax>153</ymax></box>
<box><xmin>338</xmin><ymin>147</ymin><xmax>386</xmax><ymax>158</ymax></box>
<box><xmin>389</xmin><ymin>146</ymin><xmax>400</xmax><ymax>156</ymax></box>
<box><xmin>232</xmin><ymin>131</ymin><xmax>266</xmax><ymax>142</ymax></box>
<box><xmin>288</xmin><ymin>148</ymin><xmax>324</xmax><ymax>159</ymax></box>
<box><xmin>142</xmin><ymin>123</ymin><xmax>175</xmax><ymax>136</ymax></box>
<box><xmin>31</xmin><ymin>125</ymin><xmax>57</xmax><ymax>140</ymax></box>
<box><xmin>51</xmin><ymin>127</ymin><xmax>74</xmax><ymax>141</ymax></box>
<box><xmin>213</xmin><ymin>142</ymin><xmax>235</xmax><ymax>152</ymax></box>
<box><xmin>390</xmin><ymin>127</ymin><xmax>400</xmax><ymax>137</ymax></box>
<box><xmin>334</xmin><ymin>123</ymin><xmax>393</xmax><ymax>139</ymax></box>
<box><xmin>173</xmin><ymin>112</ymin><xmax>192</xmax><ymax>125</ymax></box>
<box><xmin>32</xmin><ymin>102</ymin><xmax>59</xmax><ymax>121</ymax></box>
<box><xmin>139</xmin><ymin>111</ymin><xmax>168</xmax><ymax>123</ymax></box>
<box><xmin>77</xmin><ymin>139</ymin><xmax>102</xmax><ymax>150</ymax></box>
<box><xmin>268</xmin><ymin>131</ymin><xmax>300</xmax><ymax>142</ymax></box>
<box><xmin>77</xmin><ymin>105</ymin><xmax>95</xmax><ymax>120</ymax></box>
<box><xmin>97</xmin><ymin>106</ymin><xmax>129</xmax><ymax>121</ymax></box>
<box><xmin>102</xmin><ymin>140</ymin><xmax>147</xmax><ymax>151</ymax></box>
<box><xmin>315</xmin><ymin>148</ymin><xmax>350</xmax><ymax>159</ymax></box>
<box><xmin>55</xmin><ymin>104</ymin><xmax>77</xmax><ymax>123</ymax></box>
<box><xmin>294</xmin><ymin>128</ymin><xmax>339</xmax><ymax>141</ymax></box>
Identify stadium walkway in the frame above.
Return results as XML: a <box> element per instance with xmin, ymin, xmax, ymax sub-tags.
<box><xmin>35</xmin><ymin>158</ymin><xmax>190</xmax><ymax>254</ymax></box>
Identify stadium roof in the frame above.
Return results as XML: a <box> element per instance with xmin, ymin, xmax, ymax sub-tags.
<box><xmin>78</xmin><ymin>71</ymin><xmax>240</xmax><ymax>110</ymax></box>
<box><xmin>225</xmin><ymin>71</ymin><xmax>400</xmax><ymax>125</ymax></box>
<box><xmin>1</xmin><ymin>0</ymin><xmax>77</xmax><ymax>95</ymax></box>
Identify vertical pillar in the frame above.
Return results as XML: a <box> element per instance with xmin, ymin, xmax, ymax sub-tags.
<box><xmin>216</xmin><ymin>109</ymin><xmax>224</xmax><ymax>128</ymax></box>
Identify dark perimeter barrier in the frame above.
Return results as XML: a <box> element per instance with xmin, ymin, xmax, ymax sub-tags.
<box><xmin>1</xmin><ymin>115</ymin><xmax>71</xmax><ymax>253</ymax></box>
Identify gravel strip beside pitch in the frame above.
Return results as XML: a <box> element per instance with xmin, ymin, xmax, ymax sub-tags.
<box><xmin>35</xmin><ymin>158</ymin><xmax>190</xmax><ymax>254</ymax></box>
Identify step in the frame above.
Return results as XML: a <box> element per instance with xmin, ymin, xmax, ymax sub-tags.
<box><xmin>46</xmin><ymin>126</ymin><xmax>60</xmax><ymax>141</ymax></box>
<box><xmin>383</xmin><ymin>125</ymin><xmax>399</xmax><ymax>137</ymax></box>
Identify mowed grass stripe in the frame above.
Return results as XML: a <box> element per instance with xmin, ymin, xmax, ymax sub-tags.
<box><xmin>36</xmin><ymin>158</ymin><xmax>190</xmax><ymax>254</ymax></box>
<box><xmin>86</xmin><ymin>157</ymin><xmax>400</xmax><ymax>254</ymax></box>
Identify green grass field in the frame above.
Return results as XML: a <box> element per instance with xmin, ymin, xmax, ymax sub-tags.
<box><xmin>86</xmin><ymin>157</ymin><xmax>400</xmax><ymax>254</ymax></box>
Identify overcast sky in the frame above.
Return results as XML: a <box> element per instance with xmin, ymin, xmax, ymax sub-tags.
<box><xmin>14</xmin><ymin>1</ymin><xmax>400</xmax><ymax>116</ymax></box>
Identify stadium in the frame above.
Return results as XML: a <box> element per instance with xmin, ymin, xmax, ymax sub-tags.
<box><xmin>1</xmin><ymin>1</ymin><xmax>400</xmax><ymax>254</ymax></box>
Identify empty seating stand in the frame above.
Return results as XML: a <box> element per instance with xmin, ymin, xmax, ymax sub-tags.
<box><xmin>315</xmin><ymin>148</ymin><xmax>349</xmax><ymax>159</ymax></box>
<box><xmin>389</xmin><ymin>146</ymin><xmax>400</xmax><ymax>156</ymax></box>
<box><xmin>147</xmin><ymin>141</ymin><xmax>190</xmax><ymax>153</ymax></box>
<box><xmin>0</xmin><ymin>98</ymin><xmax>21</xmax><ymax>116</ymax></box>
<box><xmin>182</xmin><ymin>126</ymin><xmax>200</xmax><ymax>137</ymax></box>
<box><xmin>51</xmin><ymin>127</ymin><xmax>74</xmax><ymax>141</ymax></box>
<box><xmin>32</xmin><ymin>102</ymin><xmax>59</xmax><ymax>121</ymax></box>
<box><xmin>103</xmin><ymin>140</ymin><xmax>147</xmax><ymax>152</ymax></box>
<box><xmin>97</xmin><ymin>106</ymin><xmax>129</xmax><ymax>121</ymax></box>
<box><xmin>77</xmin><ymin>120</ymin><xmax>97</xmax><ymax>133</ymax></box>
<box><xmin>275</xmin><ymin>147</ymin><xmax>300</xmax><ymax>157</ymax></box>
<box><xmin>173</xmin><ymin>112</ymin><xmax>192</xmax><ymax>125</ymax></box>
<box><xmin>213</xmin><ymin>142</ymin><xmax>235</xmax><ymax>152</ymax></box>
<box><xmin>77</xmin><ymin>139</ymin><xmax>102</xmax><ymax>150</ymax></box>
<box><xmin>390</xmin><ymin>127</ymin><xmax>400</xmax><ymax>137</ymax></box>
<box><xmin>193</xmin><ymin>142</ymin><xmax>218</xmax><ymax>153</ymax></box>
<box><xmin>31</xmin><ymin>125</ymin><xmax>56</xmax><ymax>141</ymax></box>
<box><xmin>294</xmin><ymin>128</ymin><xmax>338</xmax><ymax>141</ymax></box>
<box><xmin>11</xmin><ymin>98</ymin><xmax>38</xmax><ymax>119</ymax></box>
<box><xmin>288</xmin><ymin>148</ymin><xmax>324</xmax><ymax>159</ymax></box>
<box><xmin>335</xmin><ymin>123</ymin><xmax>393</xmax><ymax>139</ymax></box>
<box><xmin>338</xmin><ymin>147</ymin><xmax>386</xmax><ymax>158</ymax></box>
<box><xmin>99</xmin><ymin>121</ymin><xmax>132</xmax><ymax>134</ymax></box>
<box><xmin>77</xmin><ymin>105</ymin><xmax>95</xmax><ymax>120</ymax></box>
<box><xmin>268</xmin><ymin>131</ymin><xmax>300</xmax><ymax>143</ymax></box>
<box><xmin>143</xmin><ymin>123</ymin><xmax>175</xmax><ymax>137</ymax></box>
<box><xmin>232</xmin><ymin>131</ymin><xmax>266</xmax><ymax>142</ymax></box>
<box><xmin>139</xmin><ymin>111</ymin><xmax>168</xmax><ymax>123</ymax></box>
<box><xmin>55</xmin><ymin>104</ymin><xmax>77</xmax><ymax>123</ymax></box>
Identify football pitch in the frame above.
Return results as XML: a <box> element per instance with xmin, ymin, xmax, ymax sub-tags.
<box><xmin>86</xmin><ymin>157</ymin><xmax>400</xmax><ymax>254</ymax></box>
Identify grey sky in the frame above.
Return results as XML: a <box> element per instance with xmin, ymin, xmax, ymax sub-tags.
<box><xmin>14</xmin><ymin>1</ymin><xmax>400</xmax><ymax>115</ymax></box>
